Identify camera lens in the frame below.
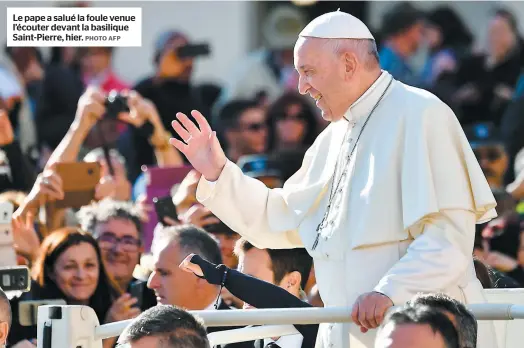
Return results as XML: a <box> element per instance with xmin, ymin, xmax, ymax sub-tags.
<box><xmin>88</xmin><ymin>169</ymin><xmax>94</xmax><ymax>175</ymax></box>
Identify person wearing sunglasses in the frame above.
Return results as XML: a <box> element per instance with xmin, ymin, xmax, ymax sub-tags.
<box><xmin>215</xmin><ymin>99</ymin><xmax>268</xmax><ymax>163</ymax></box>
<box><xmin>464</xmin><ymin>122</ymin><xmax>509</xmax><ymax>190</ymax></box>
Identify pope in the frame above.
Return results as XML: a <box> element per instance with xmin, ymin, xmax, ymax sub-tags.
<box><xmin>169</xmin><ymin>10</ymin><xmax>499</xmax><ymax>348</ymax></box>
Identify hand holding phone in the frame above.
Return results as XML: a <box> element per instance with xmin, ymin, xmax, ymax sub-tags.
<box><xmin>53</xmin><ymin>162</ymin><xmax>101</xmax><ymax>209</ymax></box>
<box><xmin>153</xmin><ymin>196</ymin><xmax>179</xmax><ymax>226</ymax></box>
<box><xmin>129</xmin><ymin>281</ymin><xmax>144</xmax><ymax>309</ymax></box>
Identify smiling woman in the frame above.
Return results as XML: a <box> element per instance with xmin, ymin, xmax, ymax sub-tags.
<box><xmin>6</xmin><ymin>228</ymin><xmax>121</xmax><ymax>347</ymax></box>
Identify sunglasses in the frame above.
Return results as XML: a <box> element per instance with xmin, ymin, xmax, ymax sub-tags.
<box><xmin>474</xmin><ymin>148</ymin><xmax>503</xmax><ymax>162</ymax></box>
<box><xmin>97</xmin><ymin>232</ymin><xmax>141</xmax><ymax>252</ymax></box>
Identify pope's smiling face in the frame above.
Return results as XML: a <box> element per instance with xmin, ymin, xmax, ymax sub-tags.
<box><xmin>294</xmin><ymin>36</ymin><xmax>353</xmax><ymax>122</ymax></box>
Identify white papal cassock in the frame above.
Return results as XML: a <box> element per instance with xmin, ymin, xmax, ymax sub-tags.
<box><xmin>196</xmin><ymin>71</ymin><xmax>499</xmax><ymax>348</ymax></box>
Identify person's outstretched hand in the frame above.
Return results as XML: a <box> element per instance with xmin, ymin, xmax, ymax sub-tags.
<box><xmin>179</xmin><ymin>253</ymin><xmax>204</xmax><ymax>277</ymax></box>
<box><xmin>170</xmin><ymin>111</ymin><xmax>226</xmax><ymax>181</ymax></box>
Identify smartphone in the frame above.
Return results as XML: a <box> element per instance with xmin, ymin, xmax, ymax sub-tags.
<box><xmin>0</xmin><ymin>202</ymin><xmax>17</xmax><ymax>267</ymax></box>
<box><xmin>129</xmin><ymin>281</ymin><xmax>144</xmax><ymax>309</ymax></box>
<box><xmin>0</xmin><ymin>266</ymin><xmax>30</xmax><ymax>292</ymax></box>
<box><xmin>176</xmin><ymin>43</ymin><xmax>210</xmax><ymax>59</ymax></box>
<box><xmin>53</xmin><ymin>162</ymin><xmax>101</xmax><ymax>209</ymax></box>
<box><xmin>153</xmin><ymin>196</ymin><xmax>178</xmax><ymax>226</ymax></box>
<box><xmin>18</xmin><ymin>299</ymin><xmax>67</xmax><ymax>326</ymax></box>
<box><xmin>142</xmin><ymin>165</ymin><xmax>193</xmax><ymax>251</ymax></box>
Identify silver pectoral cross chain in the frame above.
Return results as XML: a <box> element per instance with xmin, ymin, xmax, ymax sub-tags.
<box><xmin>311</xmin><ymin>79</ymin><xmax>393</xmax><ymax>251</ymax></box>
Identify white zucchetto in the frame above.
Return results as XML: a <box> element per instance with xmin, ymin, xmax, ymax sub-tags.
<box><xmin>299</xmin><ymin>10</ymin><xmax>374</xmax><ymax>40</ymax></box>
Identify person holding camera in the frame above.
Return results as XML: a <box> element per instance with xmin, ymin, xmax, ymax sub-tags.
<box><xmin>123</xmin><ymin>30</ymin><xmax>208</xmax><ymax>182</ymax></box>
<box><xmin>12</xmin><ymin>87</ymin><xmax>183</xmax><ymax>234</ymax></box>
<box><xmin>44</xmin><ymin>86</ymin><xmax>182</xmax><ymax>171</ymax></box>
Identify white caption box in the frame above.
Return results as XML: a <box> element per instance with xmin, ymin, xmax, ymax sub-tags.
<box><xmin>6</xmin><ymin>7</ymin><xmax>142</xmax><ymax>47</ymax></box>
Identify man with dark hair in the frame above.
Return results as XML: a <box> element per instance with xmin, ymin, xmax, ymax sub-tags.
<box><xmin>375</xmin><ymin>305</ymin><xmax>459</xmax><ymax>348</ymax></box>
<box><xmin>148</xmin><ymin>225</ymin><xmax>250</xmax><ymax>348</ymax></box>
<box><xmin>0</xmin><ymin>287</ymin><xmax>11</xmax><ymax>346</ymax></box>
<box><xmin>378</xmin><ymin>2</ymin><xmax>425</xmax><ymax>85</ymax></box>
<box><xmin>234</xmin><ymin>238</ymin><xmax>313</xmax><ymax>347</ymax></box>
<box><xmin>409</xmin><ymin>293</ymin><xmax>477</xmax><ymax>348</ymax></box>
<box><xmin>77</xmin><ymin>199</ymin><xmax>156</xmax><ymax>311</ymax></box>
<box><xmin>215</xmin><ymin>100</ymin><xmax>268</xmax><ymax>163</ymax></box>
<box><xmin>116</xmin><ymin>305</ymin><xmax>209</xmax><ymax>348</ymax></box>
<box><xmin>235</xmin><ymin>238</ymin><xmax>312</xmax><ymax>293</ymax></box>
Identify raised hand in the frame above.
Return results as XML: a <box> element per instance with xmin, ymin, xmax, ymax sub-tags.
<box><xmin>170</xmin><ymin>111</ymin><xmax>227</xmax><ymax>181</ymax></box>
<box><xmin>179</xmin><ymin>253</ymin><xmax>204</xmax><ymax>277</ymax></box>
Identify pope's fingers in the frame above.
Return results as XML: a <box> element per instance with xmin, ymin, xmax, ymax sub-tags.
<box><xmin>176</xmin><ymin>112</ymin><xmax>200</xmax><ymax>135</ymax></box>
<box><xmin>191</xmin><ymin>110</ymin><xmax>211</xmax><ymax>134</ymax></box>
<box><xmin>366</xmin><ymin>303</ymin><xmax>379</xmax><ymax>328</ymax></box>
<box><xmin>172</xmin><ymin>120</ymin><xmax>191</xmax><ymax>141</ymax></box>
<box><xmin>169</xmin><ymin>137</ymin><xmax>188</xmax><ymax>153</ymax></box>
<box><xmin>350</xmin><ymin>301</ymin><xmax>360</xmax><ymax>326</ymax></box>
<box><xmin>359</xmin><ymin>301</ymin><xmax>376</xmax><ymax>329</ymax></box>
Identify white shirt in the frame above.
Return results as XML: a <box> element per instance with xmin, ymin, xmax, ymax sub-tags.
<box><xmin>196</xmin><ymin>71</ymin><xmax>499</xmax><ymax>348</ymax></box>
<box><xmin>263</xmin><ymin>333</ymin><xmax>303</xmax><ymax>348</ymax></box>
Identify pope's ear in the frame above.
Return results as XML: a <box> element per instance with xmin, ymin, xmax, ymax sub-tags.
<box><xmin>343</xmin><ymin>52</ymin><xmax>357</xmax><ymax>78</ymax></box>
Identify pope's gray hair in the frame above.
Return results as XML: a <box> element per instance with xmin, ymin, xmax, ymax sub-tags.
<box><xmin>323</xmin><ymin>38</ymin><xmax>379</xmax><ymax>70</ymax></box>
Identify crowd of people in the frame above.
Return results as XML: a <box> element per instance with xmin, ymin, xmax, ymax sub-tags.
<box><xmin>0</xmin><ymin>1</ymin><xmax>524</xmax><ymax>348</ymax></box>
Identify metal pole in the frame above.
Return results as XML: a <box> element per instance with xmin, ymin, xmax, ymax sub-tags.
<box><xmin>94</xmin><ymin>304</ymin><xmax>524</xmax><ymax>340</ymax></box>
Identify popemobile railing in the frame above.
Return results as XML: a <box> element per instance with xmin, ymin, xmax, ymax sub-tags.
<box><xmin>36</xmin><ymin>303</ymin><xmax>524</xmax><ymax>348</ymax></box>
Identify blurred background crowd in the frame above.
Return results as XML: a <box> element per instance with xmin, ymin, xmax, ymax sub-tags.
<box><xmin>1</xmin><ymin>0</ymin><xmax>524</xmax><ymax>347</ymax></box>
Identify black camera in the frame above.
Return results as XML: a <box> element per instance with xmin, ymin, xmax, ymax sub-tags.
<box><xmin>0</xmin><ymin>266</ymin><xmax>30</xmax><ymax>292</ymax></box>
<box><xmin>176</xmin><ymin>43</ymin><xmax>210</xmax><ymax>59</ymax></box>
<box><xmin>104</xmin><ymin>90</ymin><xmax>129</xmax><ymax>119</ymax></box>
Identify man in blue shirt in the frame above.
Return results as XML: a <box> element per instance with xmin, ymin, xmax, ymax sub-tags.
<box><xmin>378</xmin><ymin>2</ymin><xmax>425</xmax><ymax>86</ymax></box>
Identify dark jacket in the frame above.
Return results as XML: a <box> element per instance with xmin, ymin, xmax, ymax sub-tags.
<box><xmin>0</xmin><ymin>140</ymin><xmax>36</xmax><ymax>193</ymax></box>
<box><xmin>453</xmin><ymin>49</ymin><xmax>522</xmax><ymax>126</ymax></box>
<box><xmin>35</xmin><ymin>64</ymin><xmax>84</xmax><ymax>149</ymax></box>
<box><xmin>192</xmin><ymin>255</ymin><xmax>318</xmax><ymax>348</ymax></box>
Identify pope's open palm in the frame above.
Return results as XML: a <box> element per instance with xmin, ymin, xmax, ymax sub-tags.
<box><xmin>170</xmin><ymin>110</ymin><xmax>227</xmax><ymax>181</ymax></box>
